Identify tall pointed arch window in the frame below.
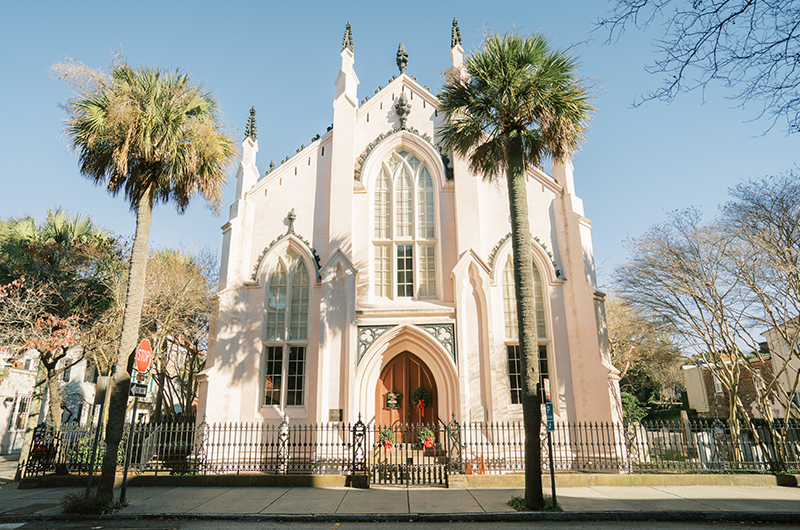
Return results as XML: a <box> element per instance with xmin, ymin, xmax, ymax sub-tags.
<box><xmin>503</xmin><ymin>257</ymin><xmax>550</xmax><ymax>404</ymax></box>
<box><xmin>372</xmin><ymin>150</ymin><xmax>437</xmax><ymax>299</ymax></box>
<box><xmin>263</xmin><ymin>248</ymin><xmax>309</xmax><ymax>408</ymax></box>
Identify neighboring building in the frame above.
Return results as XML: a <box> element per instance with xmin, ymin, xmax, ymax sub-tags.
<box><xmin>683</xmin><ymin>352</ymin><xmax>779</xmax><ymax>419</ymax></box>
<box><xmin>198</xmin><ymin>22</ymin><xmax>623</xmax><ymax>428</ymax></box>
<box><xmin>0</xmin><ymin>349</ymin><xmax>104</xmax><ymax>454</ymax></box>
<box><xmin>0</xmin><ymin>351</ymin><xmax>38</xmax><ymax>454</ymax></box>
<box><xmin>762</xmin><ymin>322</ymin><xmax>800</xmax><ymax>416</ymax></box>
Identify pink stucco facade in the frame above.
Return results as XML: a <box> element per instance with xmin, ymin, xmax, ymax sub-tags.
<box><xmin>198</xmin><ymin>27</ymin><xmax>622</xmax><ymax>428</ymax></box>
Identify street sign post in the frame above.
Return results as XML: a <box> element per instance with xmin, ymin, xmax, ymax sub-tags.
<box><xmin>135</xmin><ymin>339</ymin><xmax>152</xmax><ymax>374</ymax></box>
<box><xmin>129</xmin><ymin>382</ymin><xmax>147</xmax><ymax>397</ymax></box>
<box><xmin>122</xmin><ymin>339</ymin><xmax>152</xmax><ymax>504</ymax></box>
<box><xmin>544</xmin><ymin>401</ymin><xmax>557</xmax><ymax>508</ymax></box>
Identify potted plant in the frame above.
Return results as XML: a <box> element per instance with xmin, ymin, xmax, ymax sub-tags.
<box><xmin>417</xmin><ymin>426</ymin><xmax>435</xmax><ymax>448</ymax></box>
<box><xmin>379</xmin><ymin>428</ymin><xmax>396</xmax><ymax>448</ymax></box>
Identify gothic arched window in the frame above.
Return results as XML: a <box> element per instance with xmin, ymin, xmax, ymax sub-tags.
<box><xmin>263</xmin><ymin>249</ymin><xmax>309</xmax><ymax>408</ymax></box>
<box><xmin>503</xmin><ymin>257</ymin><xmax>550</xmax><ymax>404</ymax></box>
<box><xmin>372</xmin><ymin>150</ymin><xmax>437</xmax><ymax>299</ymax></box>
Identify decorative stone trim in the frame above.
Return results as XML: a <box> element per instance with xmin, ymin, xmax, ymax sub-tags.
<box><xmin>353</xmin><ymin>127</ymin><xmax>434</xmax><ymax>182</ymax></box>
<box><xmin>488</xmin><ymin>232</ymin><xmax>564</xmax><ymax>280</ymax></box>
<box><xmin>439</xmin><ymin>150</ymin><xmax>454</xmax><ymax>181</ymax></box>
<box><xmin>418</xmin><ymin>324</ymin><xmax>456</xmax><ymax>365</ymax></box>
<box><xmin>356</xmin><ymin>323</ymin><xmax>457</xmax><ymax>366</ymax></box>
<box><xmin>357</xmin><ymin>325</ymin><xmax>395</xmax><ymax>365</ymax></box>
<box><xmin>251</xmin><ymin>209</ymin><xmax>322</xmax><ymax>283</ymax></box>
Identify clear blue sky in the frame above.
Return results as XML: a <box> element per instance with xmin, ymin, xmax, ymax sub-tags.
<box><xmin>1</xmin><ymin>0</ymin><xmax>796</xmax><ymax>288</ymax></box>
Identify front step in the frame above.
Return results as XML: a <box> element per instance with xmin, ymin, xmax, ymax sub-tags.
<box><xmin>447</xmin><ymin>473</ymin><xmax>466</xmax><ymax>489</ymax></box>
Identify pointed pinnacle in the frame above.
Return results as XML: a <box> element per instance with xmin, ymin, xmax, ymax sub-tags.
<box><xmin>396</xmin><ymin>43</ymin><xmax>408</xmax><ymax>74</ymax></box>
<box><xmin>451</xmin><ymin>18</ymin><xmax>462</xmax><ymax>48</ymax></box>
<box><xmin>342</xmin><ymin>22</ymin><xmax>354</xmax><ymax>52</ymax></box>
<box><xmin>245</xmin><ymin>106</ymin><xmax>257</xmax><ymax>141</ymax></box>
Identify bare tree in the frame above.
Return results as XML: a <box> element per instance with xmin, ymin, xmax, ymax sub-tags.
<box><xmin>599</xmin><ymin>0</ymin><xmax>800</xmax><ymax>132</ymax></box>
<box><xmin>722</xmin><ymin>172</ymin><xmax>800</xmax><ymax>426</ymax></box>
<box><xmin>616</xmin><ymin>209</ymin><xmax>758</xmax><ymax>464</ymax></box>
<box><xmin>605</xmin><ymin>294</ymin><xmax>685</xmax><ymax>403</ymax></box>
<box><xmin>139</xmin><ymin>248</ymin><xmax>216</xmax><ymax>422</ymax></box>
<box><xmin>618</xmin><ymin>171</ymin><xmax>800</xmax><ymax>470</ymax></box>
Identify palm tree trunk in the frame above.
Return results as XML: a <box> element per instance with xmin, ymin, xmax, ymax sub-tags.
<box><xmin>98</xmin><ymin>188</ymin><xmax>153</xmax><ymax>496</ymax></box>
<box><xmin>505</xmin><ymin>131</ymin><xmax>544</xmax><ymax>510</ymax></box>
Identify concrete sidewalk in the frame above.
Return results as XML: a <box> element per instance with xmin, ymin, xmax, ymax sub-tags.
<box><xmin>1</xmin><ymin>482</ymin><xmax>799</xmax><ymax>522</ymax></box>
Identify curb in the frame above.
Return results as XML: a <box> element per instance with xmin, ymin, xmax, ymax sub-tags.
<box><xmin>1</xmin><ymin>511</ymin><xmax>799</xmax><ymax>524</ymax></box>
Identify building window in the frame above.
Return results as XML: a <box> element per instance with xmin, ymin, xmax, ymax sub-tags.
<box><xmin>507</xmin><ymin>345</ymin><xmax>550</xmax><ymax>404</ymax></box>
<box><xmin>58</xmin><ymin>361</ymin><xmax>72</xmax><ymax>383</ymax></box>
<box><xmin>372</xmin><ymin>150</ymin><xmax>437</xmax><ymax>299</ymax></box>
<box><xmin>263</xmin><ymin>249</ymin><xmax>309</xmax><ymax>408</ymax></box>
<box><xmin>8</xmin><ymin>395</ymin><xmax>31</xmax><ymax>431</ymax></box>
<box><xmin>503</xmin><ymin>257</ymin><xmax>550</xmax><ymax>403</ymax></box>
<box><xmin>84</xmin><ymin>361</ymin><xmax>99</xmax><ymax>383</ymax></box>
<box><xmin>713</xmin><ymin>374</ymin><xmax>723</xmax><ymax>394</ymax></box>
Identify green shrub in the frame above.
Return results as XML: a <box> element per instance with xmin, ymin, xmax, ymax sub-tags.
<box><xmin>508</xmin><ymin>495</ymin><xmax>561</xmax><ymax>512</ymax></box>
<box><xmin>417</xmin><ymin>427</ymin><xmax>435</xmax><ymax>446</ymax></box>
<box><xmin>60</xmin><ymin>488</ymin><xmax>128</xmax><ymax>515</ymax></box>
<box><xmin>621</xmin><ymin>392</ymin><xmax>648</xmax><ymax>423</ymax></box>
<box><xmin>379</xmin><ymin>429</ymin><xmax>396</xmax><ymax>444</ymax></box>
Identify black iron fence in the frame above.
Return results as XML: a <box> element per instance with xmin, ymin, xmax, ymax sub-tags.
<box><xmin>24</xmin><ymin>417</ymin><xmax>800</xmax><ymax>480</ymax></box>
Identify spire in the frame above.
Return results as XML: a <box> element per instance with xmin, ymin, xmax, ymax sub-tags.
<box><xmin>396</xmin><ymin>43</ymin><xmax>408</xmax><ymax>74</ymax></box>
<box><xmin>244</xmin><ymin>107</ymin><xmax>257</xmax><ymax>141</ymax></box>
<box><xmin>451</xmin><ymin>18</ymin><xmax>462</xmax><ymax>48</ymax></box>
<box><xmin>342</xmin><ymin>22</ymin><xmax>354</xmax><ymax>52</ymax></box>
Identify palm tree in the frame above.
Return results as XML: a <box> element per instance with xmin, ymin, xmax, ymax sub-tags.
<box><xmin>438</xmin><ymin>33</ymin><xmax>593</xmax><ymax>510</ymax></box>
<box><xmin>62</xmin><ymin>62</ymin><xmax>235</xmax><ymax>496</ymax></box>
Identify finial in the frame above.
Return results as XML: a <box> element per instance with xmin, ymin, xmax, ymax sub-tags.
<box><xmin>395</xmin><ymin>92</ymin><xmax>411</xmax><ymax>129</ymax></box>
<box><xmin>287</xmin><ymin>209</ymin><xmax>296</xmax><ymax>234</ymax></box>
<box><xmin>451</xmin><ymin>18</ymin><xmax>462</xmax><ymax>48</ymax></box>
<box><xmin>245</xmin><ymin>106</ymin><xmax>257</xmax><ymax>141</ymax></box>
<box><xmin>342</xmin><ymin>22</ymin><xmax>354</xmax><ymax>52</ymax></box>
<box><xmin>270</xmin><ymin>160</ymin><xmax>275</xmax><ymax>172</ymax></box>
<box><xmin>396</xmin><ymin>43</ymin><xmax>408</xmax><ymax>74</ymax></box>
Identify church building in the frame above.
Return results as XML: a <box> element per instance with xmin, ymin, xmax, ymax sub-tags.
<box><xmin>197</xmin><ymin>21</ymin><xmax>623</xmax><ymax>429</ymax></box>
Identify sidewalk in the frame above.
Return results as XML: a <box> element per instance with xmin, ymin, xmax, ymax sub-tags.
<box><xmin>1</xmin><ymin>482</ymin><xmax>799</xmax><ymax>522</ymax></box>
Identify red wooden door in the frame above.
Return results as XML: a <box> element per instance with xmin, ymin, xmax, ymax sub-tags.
<box><xmin>376</xmin><ymin>351</ymin><xmax>438</xmax><ymax>429</ymax></box>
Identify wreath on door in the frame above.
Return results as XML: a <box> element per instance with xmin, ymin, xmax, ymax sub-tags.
<box><xmin>410</xmin><ymin>387</ymin><xmax>431</xmax><ymax>408</ymax></box>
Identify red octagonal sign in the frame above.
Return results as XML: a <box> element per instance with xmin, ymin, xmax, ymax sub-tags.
<box><xmin>135</xmin><ymin>339</ymin><xmax>152</xmax><ymax>374</ymax></box>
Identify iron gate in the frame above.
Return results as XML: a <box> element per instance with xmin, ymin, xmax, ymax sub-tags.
<box><xmin>359</xmin><ymin>419</ymin><xmax>461</xmax><ymax>486</ymax></box>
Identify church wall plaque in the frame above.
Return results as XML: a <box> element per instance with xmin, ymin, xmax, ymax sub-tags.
<box><xmin>385</xmin><ymin>391</ymin><xmax>401</xmax><ymax>410</ymax></box>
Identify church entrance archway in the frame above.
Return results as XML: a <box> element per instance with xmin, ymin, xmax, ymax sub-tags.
<box><xmin>376</xmin><ymin>351</ymin><xmax>438</xmax><ymax>430</ymax></box>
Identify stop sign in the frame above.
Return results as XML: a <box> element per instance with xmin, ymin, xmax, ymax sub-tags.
<box><xmin>135</xmin><ymin>339</ymin><xmax>152</xmax><ymax>373</ymax></box>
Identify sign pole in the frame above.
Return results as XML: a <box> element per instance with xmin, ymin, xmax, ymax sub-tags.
<box><xmin>545</xmin><ymin>401</ymin><xmax>557</xmax><ymax>508</ymax></box>
<box><xmin>121</xmin><ymin>339</ymin><xmax>151</xmax><ymax>503</ymax></box>
<box><xmin>119</xmin><ymin>396</ymin><xmax>138</xmax><ymax>504</ymax></box>
<box><xmin>84</xmin><ymin>375</ymin><xmax>108</xmax><ymax>493</ymax></box>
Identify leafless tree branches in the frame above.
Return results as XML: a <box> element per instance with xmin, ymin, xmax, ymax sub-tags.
<box><xmin>599</xmin><ymin>0</ymin><xmax>800</xmax><ymax>132</ymax></box>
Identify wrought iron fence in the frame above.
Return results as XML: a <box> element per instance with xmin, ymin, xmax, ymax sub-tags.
<box><xmin>23</xmin><ymin>417</ymin><xmax>800</xmax><ymax>479</ymax></box>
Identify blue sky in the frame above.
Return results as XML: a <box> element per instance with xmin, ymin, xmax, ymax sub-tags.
<box><xmin>1</xmin><ymin>0</ymin><xmax>796</xmax><ymax>288</ymax></box>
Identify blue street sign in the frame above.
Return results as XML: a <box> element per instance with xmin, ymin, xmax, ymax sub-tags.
<box><xmin>545</xmin><ymin>402</ymin><xmax>554</xmax><ymax>432</ymax></box>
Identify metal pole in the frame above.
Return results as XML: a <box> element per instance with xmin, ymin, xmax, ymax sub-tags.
<box><xmin>85</xmin><ymin>375</ymin><xmax>108</xmax><ymax>494</ymax></box>
<box><xmin>547</xmin><ymin>429</ymin><xmax>556</xmax><ymax>508</ymax></box>
<box><xmin>85</xmin><ymin>402</ymin><xmax>104</xmax><ymax>493</ymax></box>
<box><xmin>120</xmin><ymin>396</ymin><xmax>138</xmax><ymax>503</ymax></box>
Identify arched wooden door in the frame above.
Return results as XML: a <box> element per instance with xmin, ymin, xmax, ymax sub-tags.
<box><xmin>376</xmin><ymin>351</ymin><xmax>438</xmax><ymax>428</ymax></box>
